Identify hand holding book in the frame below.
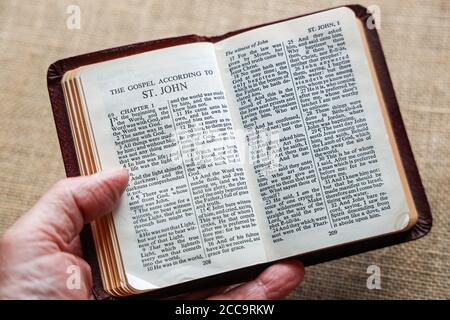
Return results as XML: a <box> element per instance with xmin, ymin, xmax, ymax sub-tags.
<box><xmin>0</xmin><ymin>169</ymin><xmax>303</xmax><ymax>299</ymax></box>
<box><xmin>48</xmin><ymin>5</ymin><xmax>431</xmax><ymax>298</ymax></box>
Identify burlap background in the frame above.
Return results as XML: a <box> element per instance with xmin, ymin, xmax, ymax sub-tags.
<box><xmin>0</xmin><ymin>0</ymin><xmax>448</xmax><ymax>299</ymax></box>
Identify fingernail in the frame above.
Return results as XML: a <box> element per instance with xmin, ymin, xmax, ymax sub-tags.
<box><xmin>96</xmin><ymin>167</ymin><xmax>128</xmax><ymax>178</ymax></box>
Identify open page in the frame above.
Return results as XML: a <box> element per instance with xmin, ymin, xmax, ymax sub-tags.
<box><xmin>215</xmin><ymin>7</ymin><xmax>412</xmax><ymax>260</ymax></box>
<box><xmin>77</xmin><ymin>43</ymin><xmax>267</xmax><ymax>290</ymax></box>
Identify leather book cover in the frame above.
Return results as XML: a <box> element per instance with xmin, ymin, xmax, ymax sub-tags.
<box><xmin>47</xmin><ymin>5</ymin><xmax>432</xmax><ymax>299</ymax></box>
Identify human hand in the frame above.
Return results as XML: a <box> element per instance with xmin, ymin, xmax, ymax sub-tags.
<box><xmin>0</xmin><ymin>168</ymin><xmax>304</xmax><ymax>299</ymax></box>
<box><xmin>0</xmin><ymin>169</ymin><xmax>129</xmax><ymax>299</ymax></box>
<box><xmin>181</xmin><ymin>259</ymin><xmax>304</xmax><ymax>300</ymax></box>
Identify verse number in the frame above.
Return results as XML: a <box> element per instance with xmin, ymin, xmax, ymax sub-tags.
<box><xmin>328</xmin><ymin>230</ymin><xmax>338</xmax><ymax>236</ymax></box>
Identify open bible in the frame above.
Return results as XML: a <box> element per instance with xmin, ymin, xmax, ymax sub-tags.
<box><xmin>48</xmin><ymin>6</ymin><xmax>431</xmax><ymax>298</ymax></box>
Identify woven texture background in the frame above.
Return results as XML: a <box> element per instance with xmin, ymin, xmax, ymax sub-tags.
<box><xmin>0</xmin><ymin>0</ymin><xmax>448</xmax><ymax>299</ymax></box>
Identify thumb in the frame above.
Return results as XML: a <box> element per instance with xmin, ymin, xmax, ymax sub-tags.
<box><xmin>11</xmin><ymin>168</ymin><xmax>129</xmax><ymax>248</ymax></box>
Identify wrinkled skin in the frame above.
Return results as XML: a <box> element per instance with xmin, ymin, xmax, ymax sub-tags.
<box><xmin>0</xmin><ymin>169</ymin><xmax>304</xmax><ymax>300</ymax></box>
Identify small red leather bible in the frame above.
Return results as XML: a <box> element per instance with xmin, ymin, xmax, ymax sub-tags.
<box><xmin>47</xmin><ymin>5</ymin><xmax>431</xmax><ymax>299</ymax></box>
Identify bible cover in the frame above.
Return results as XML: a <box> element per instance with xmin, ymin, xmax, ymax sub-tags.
<box><xmin>47</xmin><ymin>5</ymin><xmax>432</xmax><ymax>299</ymax></box>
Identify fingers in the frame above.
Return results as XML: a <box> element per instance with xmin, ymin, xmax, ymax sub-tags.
<box><xmin>208</xmin><ymin>260</ymin><xmax>304</xmax><ymax>300</ymax></box>
<box><xmin>65</xmin><ymin>236</ymin><xmax>83</xmax><ymax>257</ymax></box>
<box><xmin>61</xmin><ymin>252</ymin><xmax>94</xmax><ymax>299</ymax></box>
<box><xmin>12</xmin><ymin>168</ymin><xmax>129</xmax><ymax>249</ymax></box>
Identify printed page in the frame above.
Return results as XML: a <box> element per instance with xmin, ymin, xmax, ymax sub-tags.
<box><xmin>215</xmin><ymin>7</ymin><xmax>411</xmax><ymax>260</ymax></box>
<box><xmin>77</xmin><ymin>43</ymin><xmax>266</xmax><ymax>290</ymax></box>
